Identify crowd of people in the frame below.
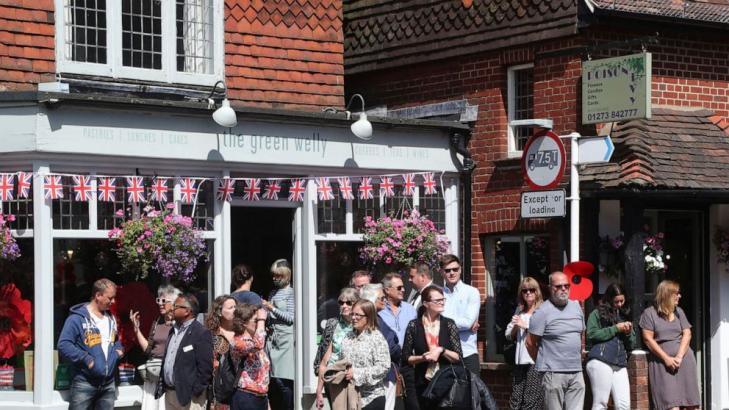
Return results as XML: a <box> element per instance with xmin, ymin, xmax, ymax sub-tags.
<box><xmin>55</xmin><ymin>254</ymin><xmax>701</xmax><ymax>410</ymax></box>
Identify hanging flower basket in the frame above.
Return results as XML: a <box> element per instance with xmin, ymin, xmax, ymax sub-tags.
<box><xmin>359</xmin><ymin>210</ymin><xmax>449</xmax><ymax>272</ymax></box>
<box><xmin>0</xmin><ymin>213</ymin><xmax>20</xmax><ymax>261</ymax></box>
<box><xmin>108</xmin><ymin>205</ymin><xmax>207</xmax><ymax>283</ymax></box>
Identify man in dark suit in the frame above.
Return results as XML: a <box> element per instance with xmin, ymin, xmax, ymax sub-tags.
<box><xmin>156</xmin><ymin>293</ymin><xmax>213</xmax><ymax>410</ymax></box>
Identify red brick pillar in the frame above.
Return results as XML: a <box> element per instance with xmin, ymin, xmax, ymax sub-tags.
<box><xmin>628</xmin><ymin>351</ymin><xmax>650</xmax><ymax>409</ymax></box>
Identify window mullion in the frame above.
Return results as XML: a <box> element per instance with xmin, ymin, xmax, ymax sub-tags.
<box><xmin>345</xmin><ymin>198</ymin><xmax>353</xmax><ymax>235</ymax></box>
<box><xmin>108</xmin><ymin>0</ymin><xmax>121</xmax><ymax>77</ymax></box>
<box><xmin>163</xmin><ymin>0</ymin><xmax>176</xmax><ymax>81</ymax></box>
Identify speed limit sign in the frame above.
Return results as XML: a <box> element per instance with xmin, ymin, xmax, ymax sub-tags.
<box><xmin>522</xmin><ymin>130</ymin><xmax>566</xmax><ymax>189</ymax></box>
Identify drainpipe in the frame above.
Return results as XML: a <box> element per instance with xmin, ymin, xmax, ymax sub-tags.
<box><xmin>450</xmin><ymin>131</ymin><xmax>476</xmax><ymax>283</ymax></box>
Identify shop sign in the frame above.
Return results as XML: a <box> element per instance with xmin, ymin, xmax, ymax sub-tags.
<box><xmin>521</xmin><ymin>189</ymin><xmax>566</xmax><ymax>219</ymax></box>
<box><xmin>522</xmin><ymin>130</ymin><xmax>566</xmax><ymax>190</ymax></box>
<box><xmin>582</xmin><ymin>52</ymin><xmax>652</xmax><ymax>125</ymax></box>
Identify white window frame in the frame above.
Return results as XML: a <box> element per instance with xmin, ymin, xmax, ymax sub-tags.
<box><xmin>54</xmin><ymin>0</ymin><xmax>225</xmax><ymax>86</ymax></box>
<box><xmin>507</xmin><ymin>63</ymin><xmax>535</xmax><ymax>158</ymax></box>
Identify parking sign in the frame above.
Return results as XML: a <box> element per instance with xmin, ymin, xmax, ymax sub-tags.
<box><xmin>522</xmin><ymin>130</ymin><xmax>566</xmax><ymax>189</ymax></box>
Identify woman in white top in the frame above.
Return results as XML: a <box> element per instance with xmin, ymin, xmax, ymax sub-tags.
<box><xmin>505</xmin><ymin>276</ymin><xmax>544</xmax><ymax>410</ymax></box>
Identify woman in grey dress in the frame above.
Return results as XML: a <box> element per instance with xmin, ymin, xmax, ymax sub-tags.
<box><xmin>263</xmin><ymin>259</ymin><xmax>295</xmax><ymax>410</ymax></box>
<box><xmin>639</xmin><ymin>280</ymin><xmax>700</xmax><ymax>410</ymax></box>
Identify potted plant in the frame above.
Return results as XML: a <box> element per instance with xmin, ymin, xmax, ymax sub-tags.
<box><xmin>359</xmin><ymin>210</ymin><xmax>449</xmax><ymax>273</ymax></box>
<box><xmin>108</xmin><ymin>205</ymin><xmax>207</xmax><ymax>284</ymax></box>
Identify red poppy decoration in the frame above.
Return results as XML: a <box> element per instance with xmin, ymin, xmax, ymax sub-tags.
<box><xmin>0</xmin><ymin>283</ymin><xmax>32</xmax><ymax>359</ymax></box>
<box><xmin>110</xmin><ymin>282</ymin><xmax>158</xmax><ymax>352</ymax></box>
<box><xmin>563</xmin><ymin>261</ymin><xmax>594</xmax><ymax>302</ymax></box>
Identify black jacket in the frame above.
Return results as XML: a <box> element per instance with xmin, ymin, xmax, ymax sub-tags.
<box><xmin>401</xmin><ymin>316</ymin><xmax>463</xmax><ymax>390</ymax></box>
<box><xmin>155</xmin><ymin>319</ymin><xmax>213</xmax><ymax>406</ymax></box>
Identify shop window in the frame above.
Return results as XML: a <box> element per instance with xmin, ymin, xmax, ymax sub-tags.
<box><xmin>317</xmin><ymin>182</ymin><xmax>347</xmax><ymax>234</ymax></box>
<box><xmin>97</xmin><ymin>184</ymin><xmax>128</xmax><ymax>230</ymax></box>
<box><xmin>56</xmin><ymin>0</ymin><xmax>222</xmax><ymax>85</ymax></box>
<box><xmin>483</xmin><ymin>235</ymin><xmax>550</xmax><ymax>361</ymax></box>
<box><xmin>418</xmin><ymin>185</ymin><xmax>445</xmax><ymax>231</ymax></box>
<box><xmin>353</xmin><ymin>182</ymin><xmax>379</xmax><ymax>233</ymax></box>
<box><xmin>0</xmin><ymin>197</ymin><xmax>33</xmax><ymax>231</ymax></box>
<box><xmin>507</xmin><ymin>64</ymin><xmax>535</xmax><ymax>156</ymax></box>
<box><xmin>53</xmin><ymin>177</ymin><xmax>90</xmax><ymax>230</ymax></box>
<box><xmin>383</xmin><ymin>185</ymin><xmax>410</xmax><ymax>218</ymax></box>
<box><xmin>180</xmin><ymin>180</ymin><xmax>214</xmax><ymax>231</ymax></box>
<box><xmin>52</xmin><ymin>238</ymin><xmax>214</xmax><ymax>389</ymax></box>
<box><xmin>0</xmin><ymin>238</ymin><xmax>34</xmax><ymax>391</ymax></box>
<box><xmin>315</xmin><ymin>241</ymin><xmax>366</xmax><ymax>333</ymax></box>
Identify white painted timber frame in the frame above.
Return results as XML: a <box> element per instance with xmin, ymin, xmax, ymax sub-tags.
<box><xmin>506</xmin><ymin>63</ymin><xmax>535</xmax><ymax>158</ymax></box>
<box><xmin>53</xmin><ymin>0</ymin><xmax>224</xmax><ymax>86</ymax></box>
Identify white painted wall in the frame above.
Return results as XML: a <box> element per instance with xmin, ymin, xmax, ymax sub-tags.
<box><xmin>708</xmin><ymin>204</ymin><xmax>729</xmax><ymax>410</ymax></box>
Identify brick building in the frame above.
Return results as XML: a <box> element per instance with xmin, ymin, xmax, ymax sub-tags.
<box><xmin>345</xmin><ymin>0</ymin><xmax>729</xmax><ymax>408</ymax></box>
<box><xmin>0</xmin><ymin>1</ymin><xmax>468</xmax><ymax>408</ymax></box>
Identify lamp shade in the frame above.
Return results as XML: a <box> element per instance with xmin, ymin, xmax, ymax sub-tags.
<box><xmin>212</xmin><ymin>98</ymin><xmax>237</xmax><ymax>128</ymax></box>
<box><xmin>350</xmin><ymin>112</ymin><xmax>373</xmax><ymax>140</ymax></box>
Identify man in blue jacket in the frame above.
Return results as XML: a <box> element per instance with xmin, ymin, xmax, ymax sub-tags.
<box><xmin>58</xmin><ymin>278</ymin><xmax>124</xmax><ymax>410</ymax></box>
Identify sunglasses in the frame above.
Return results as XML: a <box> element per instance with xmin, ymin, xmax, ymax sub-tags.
<box><xmin>156</xmin><ymin>298</ymin><xmax>171</xmax><ymax>304</ymax></box>
<box><xmin>443</xmin><ymin>267</ymin><xmax>460</xmax><ymax>273</ymax></box>
<box><xmin>428</xmin><ymin>298</ymin><xmax>445</xmax><ymax>304</ymax></box>
<box><xmin>390</xmin><ymin>286</ymin><xmax>404</xmax><ymax>291</ymax></box>
<box><xmin>521</xmin><ymin>288</ymin><xmax>537</xmax><ymax>294</ymax></box>
<box><xmin>338</xmin><ymin>300</ymin><xmax>354</xmax><ymax>306</ymax></box>
<box><xmin>351</xmin><ymin>313</ymin><xmax>365</xmax><ymax>320</ymax></box>
<box><xmin>552</xmin><ymin>284</ymin><xmax>570</xmax><ymax>290</ymax></box>
<box><xmin>378</xmin><ymin>295</ymin><xmax>387</xmax><ymax>301</ymax></box>
<box><xmin>173</xmin><ymin>304</ymin><xmax>190</xmax><ymax>310</ymax></box>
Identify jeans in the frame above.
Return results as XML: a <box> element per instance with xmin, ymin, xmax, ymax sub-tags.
<box><xmin>269</xmin><ymin>377</ymin><xmax>294</xmax><ymax>410</ymax></box>
<box><xmin>231</xmin><ymin>390</ymin><xmax>268</xmax><ymax>410</ymax></box>
<box><xmin>542</xmin><ymin>371</ymin><xmax>585</xmax><ymax>410</ymax></box>
<box><xmin>68</xmin><ymin>377</ymin><xmax>116</xmax><ymax>410</ymax></box>
<box><xmin>585</xmin><ymin>359</ymin><xmax>630</xmax><ymax>410</ymax></box>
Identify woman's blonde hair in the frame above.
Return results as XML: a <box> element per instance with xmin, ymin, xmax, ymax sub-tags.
<box><xmin>517</xmin><ymin>276</ymin><xmax>543</xmax><ymax>311</ymax></box>
<box><xmin>270</xmin><ymin>259</ymin><xmax>292</xmax><ymax>285</ymax></box>
<box><xmin>352</xmin><ymin>299</ymin><xmax>378</xmax><ymax>332</ymax></box>
<box><xmin>654</xmin><ymin>279</ymin><xmax>680</xmax><ymax>318</ymax></box>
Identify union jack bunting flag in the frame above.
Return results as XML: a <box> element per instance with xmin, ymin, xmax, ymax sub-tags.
<box><xmin>379</xmin><ymin>176</ymin><xmax>395</xmax><ymax>198</ymax></box>
<box><xmin>98</xmin><ymin>177</ymin><xmax>116</xmax><ymax>202</ymax></box>
<box><xmin>263</xmin><ymin>179</ymin><xmax>281</xmax><ymax>200</ymax></box>
<box><xmin>0</xmin><ymin>174</ymin><xmax>14</xmax><ymax>201</ymax></box>
<box><xmin>16</xmin><ymin>172</ymin><xmax>31</xmax><ymax>199</ymax></box>
<box><xmin>44</xmin><ymin>175</ymin><xmax>64</xmax><ymax>200</ymax></box>
<box><xmin>288</xmin><ymin>179</ymin><xmax>306</xmax><ymax>202</ymax></box>
<box><xmin>337</xmin><ymin>177</ymin><xmax>354</xmax><ymax>200</ymax></box>
<box><xmin>317</xmin><ymin>177</ymin><xmax>334</xmax><ymax>201</ymax></box>
<box><xmin>151</xmin><ymin>178</ymin><xmax>169</xmax><ymax>202</ymax></box>
<box><xmin>72</xmin><ymin>175</ymin><xmax>94</xmax><ymax>201</ymax></box>
<box><xmin>422</xmin><ymin>172</ymin><xmax>437</xmax><ymax>195</ymax></box>
<box><xmin>180</xmin><ymin>178</ymin><xmax>197</xmax><ymax>203</ymax></box>
<box><xmin>126</xmin><ymin>176</ymin><xmax>146</xmax><ymax>203</ymax></box>
<box><xmin>216</xmin><ymin>178</ymin><xmax>235</xmax><ymax>202</ymax></box>
<box><xmin>402</xmin><ymin>173</ymin><xmax>417</xmax><ymax>196</ymax></box>
<box><xmin>358</xmin><ymin>176</ymin><xmax>374</xmax><ymax>200</ymax></box>
<box><xmin>242</xmin><ymin>178</ymin><xmax>260</xmax><ymax>201</ymax></box>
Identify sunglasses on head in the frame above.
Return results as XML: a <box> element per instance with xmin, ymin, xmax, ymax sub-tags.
<box><xmin>338</xmin><ymin>300</ymin><xmax>353</xmax><ymax>306</ymax></box>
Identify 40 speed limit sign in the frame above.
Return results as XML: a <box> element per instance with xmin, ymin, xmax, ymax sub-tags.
<box><xmin>521</xmin><ymin>130</ymin><xmax>566</xmax><ymax>189</ymax></box>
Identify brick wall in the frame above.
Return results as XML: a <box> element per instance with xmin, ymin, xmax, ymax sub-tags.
<box><xmin>225</xmin><ymin>0</ymin><xmax>345</xmax><ymax>111</ymax></box>
<box><xmin>0</xmin><ymin>0</ymin><xmax>56</xmax><ymax>91</ymax></box>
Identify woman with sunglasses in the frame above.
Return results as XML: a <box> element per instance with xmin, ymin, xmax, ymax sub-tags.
<box><xmin>314</xmin><ymin>287</ymin><xmax>359</xmax><ymax>409</ymax></box>
<box><xmin>204</xmin><ymin>295</ymin><xmax>238</xmax><ymax>410</ymax></box>
<box><xmin>341</xmin><ymin>299</ymin><xmax>391</xmax><ymax>409</ymax></box>
<box><xmin>130</xmin><ymin>285</ymin><xmax>181</xmax><ymax>410</ymax></box>
<box><xmin>585</xmin><ymin>283</ymin><xmax>636</xmax><ymax>410</ymax></box>
<box><xmin>505</xmin><ymin>277</ymin><xmax>544</xmax><ymax>410</ymax></box>
<box><xmin>401</xmin><ymin>285</ymin><xmax>462</xmax><ymax>410</ymax></box>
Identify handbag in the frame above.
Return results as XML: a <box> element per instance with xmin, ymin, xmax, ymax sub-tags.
<box><xmin>213</xmin><ymin>349</ymin><xmax>241</xmax><ymax>405</ymax></box>
<box><xmin>439</xmin><ymin>365</ymin><xmax>470</xmax><ymax>408</ymax></box>
<box><xmin>587</xmin><ymin>336</ymin><xmax>627</xmax><ymax>367</ymax></box>
<box><xmin>395</xmin><ymin>367</ymin><xmax>407</xmax><ymax>398</ymax></box>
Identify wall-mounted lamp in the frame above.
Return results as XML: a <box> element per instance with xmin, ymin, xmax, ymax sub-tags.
<box><xmin>208</xmin><ymin>80</ymin><xmax>237</xmax><ymax>128</ymax></box>
<box><xmin>323</xmin><ymin>93</ymin><xmax>373</xmax><ymax>141</ymax></box>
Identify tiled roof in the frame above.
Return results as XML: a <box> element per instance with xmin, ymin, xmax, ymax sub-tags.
<box><xmin>344</xmin><ymin>0</ymin><xmax>577</xmax><ymax>74</ymax></box>
<box><xmin>586</xmin><ymin>0</ymin><xmax>729</xmax><ymax>25</ymax></box>
<box><xmin>581</xmin><ymin>108</ymin><xmax>729</xmax><ymax>190</ymax></box>
<box><xmin>225</xmin><ymin>0</ymin><xmax>345</xmax><ymax>111</ymax></box>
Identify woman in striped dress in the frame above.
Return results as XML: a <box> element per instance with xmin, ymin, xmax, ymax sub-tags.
<box><xmin>262</xmin><ymin>259</ymin><xmax>295</xmax><ymax>410</ymax></box>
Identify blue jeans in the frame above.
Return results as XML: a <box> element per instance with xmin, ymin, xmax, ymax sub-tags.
<box><xmin>231</xmin><ymin>390</ymin><xmax>268</xmax><ymax>410</ymax></box>
<box><xmin>68</xmin><ymin>377</ymin><xmax>116</xmax><ymax>410</ymax></box>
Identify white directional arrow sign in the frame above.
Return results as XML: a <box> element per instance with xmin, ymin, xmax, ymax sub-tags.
<box><xmin>577</xmin><ymin>135</ymin><xmax>614</xmax><ymax>164</ymax></box>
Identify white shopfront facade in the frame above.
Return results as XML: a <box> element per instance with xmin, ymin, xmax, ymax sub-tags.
<box><xmin>0</xmin><ymin>96</ymin><xmax>466</xmax><ymax>409</ymax></box>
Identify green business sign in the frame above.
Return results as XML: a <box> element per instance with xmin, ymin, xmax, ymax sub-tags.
<box><xmin>582</xmin><ymin>52</ymin><xmax>651</xmax><ymax>124</ymax></box>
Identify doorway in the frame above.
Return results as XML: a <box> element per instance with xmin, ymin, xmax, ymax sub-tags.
<box><xmin>230</xmin><ymin>206</ymin><xmax>295</xmax><ymax>299</ymax></box>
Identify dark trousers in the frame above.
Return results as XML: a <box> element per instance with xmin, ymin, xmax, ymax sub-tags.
<box><xmin>68</xmin><ymin>377</ymin><xmax>116</xmax><ymax>410</ymax></box>
<box><xmin>269</xmin><ymin>377</ymin><xmax>294</xmax><ymax>410</ymax></box>
<box><xmin>363</xmin><ymin>396</ymin><xmax>386</xmax><ymax>410</ymax></box>
<box><xmin>463</xmin><ymin>353</ymin><xmax>480</xmax><ymax>375</ymax></box>
<box><xmin>231</xmin><ymin>390</ymin><xmax>268</xmax><ymax>410</ymax></box>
